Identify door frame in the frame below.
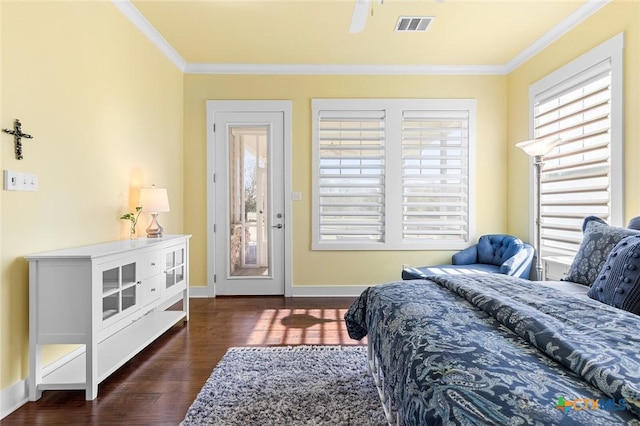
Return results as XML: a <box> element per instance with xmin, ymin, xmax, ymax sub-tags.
<box><xmin>206</xmin><ymin>100</ymin><xmax>293</xmax><ymax>297</ymax></box>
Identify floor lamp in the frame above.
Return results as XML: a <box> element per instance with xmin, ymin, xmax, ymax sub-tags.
<box><xmin>516</xmin><ymin>136</ymin><xmax>561</xmax><ymax>281</ymax></box>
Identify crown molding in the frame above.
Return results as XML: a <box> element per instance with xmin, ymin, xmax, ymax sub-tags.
<box><xmin>504</xmin><ymin>0</ymin><xmax>611</xmax><ymax>73</ymax></box>
<box><xmin>115</xmin><ymin>0</ymin><xmax>611</xmax><ymax>77</ymax></box>
<box><xmin>184</xmin><ymin>63</ymin><xmax>506</xmax><ymax>75</ymax></box>
<box><xmin>111</xmin><ymin>0</ymin><xmax>186</xmax><ymax>72</ymax></box>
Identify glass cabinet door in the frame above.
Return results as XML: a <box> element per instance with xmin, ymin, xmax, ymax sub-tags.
<box><xmin>165</xmin><ymin>246</ymin><xmax>186</xmax><ymax>290</ymax></box>
<box><xmin>102</xmin><ymin>267</ymin><xmax>120</xmax><ymax>321</ymax></box>
<box><xmin>101</xmin><ymin>262</ymin><xmax>138</xmax><ymax>322</ymax></box>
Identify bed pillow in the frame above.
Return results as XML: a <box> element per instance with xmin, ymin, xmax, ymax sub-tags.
<box><xmin>588</xmin><ymin>235</ymin><xmax>640</xmax><ymax>315</ymax></box>
<box><xmin>563</xmin><ymin>216</ymin><xmax>640</xmax><ymax>286</ymax></box>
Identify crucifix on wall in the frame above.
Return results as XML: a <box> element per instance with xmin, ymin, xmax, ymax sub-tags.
<box><xmin>2</xmin><ymin>119</ymin><xmax>34</xmax><ymax>160</ymax></box>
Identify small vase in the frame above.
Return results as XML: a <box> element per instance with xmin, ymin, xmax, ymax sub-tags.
<box><xmin>129</xmin><ymin>228</ymin><xmax>137</xmax><ymax>240</ymax></box>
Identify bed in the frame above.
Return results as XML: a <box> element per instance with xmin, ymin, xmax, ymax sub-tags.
<box><xmin>345</xmin><ymin>217</ymin><xmax>640</xmax><ymax>425</ymax></box>
<box><xmin>345</xmin><ymin>274</ymin><xmax>640</xmax><ymax>425</ymax></box>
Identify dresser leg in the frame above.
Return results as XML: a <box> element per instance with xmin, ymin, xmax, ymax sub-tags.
<box><xmin>28</xmin><ymin>344</ymin><xmax>43</xmax><ymax>401</ymax></box>
<box><xmin>85</xmin><ymin>342</ymin><xmax>98</xmax><ymax>400</ymax></box>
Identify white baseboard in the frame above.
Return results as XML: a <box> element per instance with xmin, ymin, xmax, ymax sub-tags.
<box><xmin>1</xmin><ymin>379</ymin><xmax>28</xmax><ymax>420</ymax></box>
<box><xmin>290</xmin><ymin>285</ymin><xmax>369</xmax><ymax>297</ymax></box>
<box><xmin>1</xmin><ymin>345</ymin><xmax>86</xmax><ymax>420</ymax></box>
<box><xmin>189</xmin><ymin>285</ymin><xmax>213</xmax><ymax>298</ymax></box>
<box><xmin>188</xmin><ymin>284</ymin><xmax>369</xmax><ymax>298</ymax></box>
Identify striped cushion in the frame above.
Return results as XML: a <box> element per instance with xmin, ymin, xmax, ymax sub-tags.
<box><xmin>588</xmin><ymin>235</ymin><xmax>640</xmax><ymax>315</ymax></box>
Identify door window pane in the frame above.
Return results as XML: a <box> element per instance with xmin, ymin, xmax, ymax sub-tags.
<box><xmin>229</xmin><ymin>126</ymin><xmax>269</xmax><ymax>277</ymax></box>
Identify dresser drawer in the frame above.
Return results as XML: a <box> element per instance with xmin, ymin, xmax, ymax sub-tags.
<box><xmin>140</xmin><ymin>252</ymin><xmax>163</xmax><ymax>279</ymax></box>
<box><xmin>141</xmin><ymin>275</ymin><xmax>162</xmax><ymax>306</ymax></box>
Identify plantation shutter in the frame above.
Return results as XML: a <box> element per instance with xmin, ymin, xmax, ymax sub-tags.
<box><xmin>401</xmin><ymin>110</ymin><xmax>470</xmax><ymax>243</ymax></box>
<box><xmin>317</xmin><ymin>110</ymin><xmax>386</xmax><ymax>243</ymax></box>
<box><xmin>534</xmin><ymin>59</ymin><xmax>612</xmax><ymax>257</ymax></box>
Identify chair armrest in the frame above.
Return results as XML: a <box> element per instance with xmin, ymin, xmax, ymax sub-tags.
<box><xmin>500</xmin><ymin>245</ymin><xmax>534</xmax><ymax>277</ymax></box>
<box><xmin>401</xmin><ymin>267</ymin><xmax>428</xmax><ymax>280</ymax></box>
<box><xmin>452</xmin><ymin>245</ymin><xmax>478</xmax><ymax>265</ymax></box>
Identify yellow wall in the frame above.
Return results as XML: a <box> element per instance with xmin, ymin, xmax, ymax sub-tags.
<box><xmin>507</xmin><ymin>0</ymin><xmax>640</xmax><ymax>237</ymax></box>
<box><xmin>0</xmin><ymin>1</ymin><xmax>184</xmax><ymax>391</ymax></box>
<box><xmin>184</xmin><ymin>74</ymin><xmax>509</xmax><ymax>287</ymax></box>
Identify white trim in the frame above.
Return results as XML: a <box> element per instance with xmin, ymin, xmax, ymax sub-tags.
<box><xmin>290</xmin><ymin>285</ymin><xmax>370</xmax><ymax>298</ymax></box>
<box><xmin>113</xmin><ymin>0</ymin><xmax>609</xmax><ymax>76</ymax></box>
<box><xmin>110</xmin><ymin>0</ymin><xmax>186</xmax><ymax>72</ymax></box>
<box><xmin>188</xmin><ymin>285</ymin><xmax>214</xmax><ymax>298</ymax></box>
<box><xmin>528</xmin><ymin>33</ymin><xmax>623</xmax><ymax>102</ymax></box>
<box><xmin>505</xmin><ymin>0</ymin><xmax>611</xmax><ymax>73</ymax></box>
<box><xmin>609</xmin><ymin>34</ymin><xmax>625</xmax><ymax>226</ymax></box>
<box><xmin>0</xmin><ymin>379</ymin><xmax>27</xmax><ymax>420</ymax></box>
<box><xmin>187</xmin><ymin>284</ymin><xmax>367</xmax><ymax>298</ymax></box>
<box><xmin>185</xmin><ymin>63</ymin><xmax>505</xmax><ymax>76</ymax></box>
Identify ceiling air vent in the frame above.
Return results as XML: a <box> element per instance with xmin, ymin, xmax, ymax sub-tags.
<box><xmin>395</xmin><ymin>16</ymin><xmax>434</xmax><ymax>32</ymax></box>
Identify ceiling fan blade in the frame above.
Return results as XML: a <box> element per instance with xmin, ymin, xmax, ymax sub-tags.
<box><xmin>349</xmin><ymin>0</ymin><xmax>371</xmax><ymax>33</ymax></box>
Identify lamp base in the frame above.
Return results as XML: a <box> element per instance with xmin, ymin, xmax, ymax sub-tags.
<box><xmin>535</xmin><ymin>263</ymin><xmax>545</xmax><ymax>281</ymax></box>
<box><xmin>146</xmin><ymin>213</ymin><xmax>164</xmax><ymax>238</ymax></box>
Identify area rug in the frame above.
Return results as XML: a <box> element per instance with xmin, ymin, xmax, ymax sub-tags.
<box><xmin>180</xmin><ymin>345</ymin><xmax>387</xmax><ymax>425</ymax></box>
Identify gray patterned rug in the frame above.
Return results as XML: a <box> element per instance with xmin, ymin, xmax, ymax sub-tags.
<box><xmin>180</xmin><ymin>345</ymin><xmax>387</xmax><ymax>425</ymax></box>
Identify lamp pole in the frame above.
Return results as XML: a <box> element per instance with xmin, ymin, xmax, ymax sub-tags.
<box><xmin>534</xmin><ymin>155</ymin><xmax>544</xmax><ymax>281</ymax></box>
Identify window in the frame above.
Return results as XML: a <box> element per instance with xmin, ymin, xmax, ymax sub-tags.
<box><xmin>402</xmin><ymin>110</ymin><xmax>471</xmax><ymax>243</ymax></box>
<box><xmin>314</xmin><ymin>109</ymin><xmax>386</xmax><ymax>244</ymax></box>
<box><xmin>529</xmin><ymin>33</ymin><xmax>624</xmax><ymax>259</ymax></box>
<box><xmin>312</xmin><ymin>99</ymin><xmax>476</xmax><ymax>250</ymax></box>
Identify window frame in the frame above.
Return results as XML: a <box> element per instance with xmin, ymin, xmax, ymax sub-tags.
<box><xmin>312</xmin><ymin>98</ymin><xmax>477</xmax><ymax>251</ymax></box>
<box><xmin>527</xmin><ymin>33</ymin><xmax>624</xmax><ymax>260</ymax></box>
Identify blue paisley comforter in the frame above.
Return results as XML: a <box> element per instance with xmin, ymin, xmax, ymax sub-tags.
<box><xmin>344</xmin><ymin>274</ymin><xmax>640</xmax><ymax>425</ymax></box>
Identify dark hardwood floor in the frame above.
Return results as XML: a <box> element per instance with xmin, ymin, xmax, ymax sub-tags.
<box><xmin>3</xmin><ymin>296</ymin><xmax>365</xmax><ymax>425</ymax></box>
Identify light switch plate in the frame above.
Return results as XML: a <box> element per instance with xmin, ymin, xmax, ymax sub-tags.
<box><xmin>3</xmin><ymin>170</ymin><xmax>19</xmax><ymax>191</ymax></box>
<box><xmin>3</xmin><ymin>170</ymin><xmax>39</xmax><ymax>191</ymax></box>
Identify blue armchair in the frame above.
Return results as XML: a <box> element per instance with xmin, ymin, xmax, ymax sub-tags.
<box><xmin>402</xmin><ymin>234</ymin><xmax>534</xmax><ymax>280</ymax></box>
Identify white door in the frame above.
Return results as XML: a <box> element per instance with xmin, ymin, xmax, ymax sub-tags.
<box><xmin>207</xmin><ymin>102</ymin><xmax>289</xmax><ymax>295</ymax></box>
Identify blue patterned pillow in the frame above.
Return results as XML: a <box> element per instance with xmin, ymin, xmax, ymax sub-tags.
<box><xmin>563</xmin><ymin>216</ymin><xmax>640</xmax><ymax>286</ymax></box>
<box><xmin>588</xmin><ymin>235</ymin><xmax>640</xmax><ymax>315</ymax></box>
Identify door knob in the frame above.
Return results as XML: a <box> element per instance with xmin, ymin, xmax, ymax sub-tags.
<box><xmin>272</xmin><ymin>224</ymin><xmax>283</xmax><ymax>229</ymax></box>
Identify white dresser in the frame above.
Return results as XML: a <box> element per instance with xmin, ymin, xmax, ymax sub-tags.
<box><xmin>24</xmin><ymin>235</ymin><xmax>191</xmax><ymax>400</ymax></box>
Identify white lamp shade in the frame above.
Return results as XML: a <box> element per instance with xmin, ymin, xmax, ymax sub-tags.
<box><xmin>139</xmin><ymin>186</ymin><xmax>170</xmax><ymax>213</ymax></box>
<box><xmin>516</xmin><ymin>136</ymin><xmax>561</xmax><ymax>157</ymax></box>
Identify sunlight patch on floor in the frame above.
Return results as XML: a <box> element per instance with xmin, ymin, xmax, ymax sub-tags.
<box><xmin>245</xmin><ymin>308</ymin><xmax>362</xmax><ymax>346</ymax></box>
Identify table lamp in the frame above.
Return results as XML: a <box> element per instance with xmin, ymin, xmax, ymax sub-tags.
<box><xmin>139</xmin><ymin>185</ymin><xmax>170</xmax><ymax>238</ymax></box>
